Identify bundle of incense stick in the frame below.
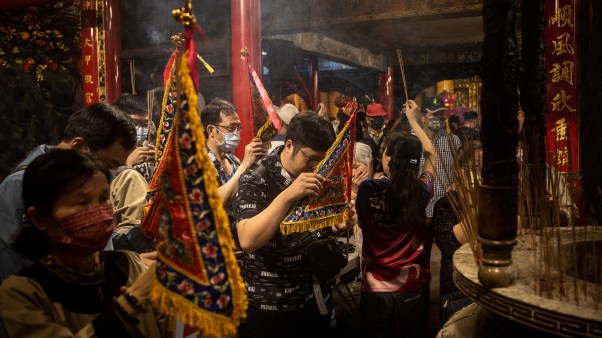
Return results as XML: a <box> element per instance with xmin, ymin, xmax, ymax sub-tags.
<box><xmin>448</xmin><ymin>141</ymin><xmax>482</xmax><ymax>264</ymax></box>
<box><xmin>147</xmin><ymin>89</ymin><xmax>155</xmax><ymax>145</ymax></box>
<box><xmin>130</xmin><ymin>59</ymin><xmax>136</xmax><ymax>95</ymax></box>
<box><xmin>396</xmin><ymin>49</ymin><xmax>409</xmax><ymax>102</ymax></box>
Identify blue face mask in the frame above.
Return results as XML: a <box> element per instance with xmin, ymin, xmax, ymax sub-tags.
<box><xmin>213</xmin><ymin>129</ymin><xmax>241</xmax><ymax>153</ymax></box>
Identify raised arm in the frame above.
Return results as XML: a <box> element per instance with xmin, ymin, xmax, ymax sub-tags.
<box><xmin>404</xmin><ymin>100</ymin><xmax>437</xmax><ymax>176</ymax></box>
<box><xmin>236</xmin><ymin>172</ymin><xmax>324</xmax><ymax>252</ymax></box>
<box><xmin>218</xmin><ymin>138</ymin><xmax>267</xmax><ymax>205</ymax></box>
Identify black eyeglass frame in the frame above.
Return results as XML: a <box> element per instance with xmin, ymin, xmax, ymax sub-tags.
<box><xmin>214</xmin><ymin>124</ymin><xmax>244</xmax><ymax>133</ymax></box>
<box><xmin>295</xmin><ymin>145</ymin><xmax>323</xmax><ymax>166</ymax></box>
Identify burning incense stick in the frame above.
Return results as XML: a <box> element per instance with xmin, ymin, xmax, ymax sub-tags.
<box><xmin>396</xmin><ymin>49</ymin><xmax>409</xmax><ymax>102</ymax></box>
<box><xmin>129</xmin><ymin>59</ymin><xmax>136</xmax><ymax>95</ymax></box>
<box><xmin>147</xmin><ymin>89</ymin><xmax>154</xmax><ymax>145</ymax></box>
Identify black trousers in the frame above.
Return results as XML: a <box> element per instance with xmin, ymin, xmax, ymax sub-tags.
<box><xmin>239</xmin><ymin>299</ymin><xmax>334</xmax><ymax>338</ymax></box>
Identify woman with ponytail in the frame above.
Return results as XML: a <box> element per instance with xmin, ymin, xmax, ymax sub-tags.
<box><xmin>356</xmin><ymin>100</ymin><xmax>436</xmax><ymax>338</ymax></box>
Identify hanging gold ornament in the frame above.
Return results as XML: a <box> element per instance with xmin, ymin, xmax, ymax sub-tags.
<box><xmin>172</xmin><ymin>1</ymin><xmax>196</xmax><ymax>27</ymax></box>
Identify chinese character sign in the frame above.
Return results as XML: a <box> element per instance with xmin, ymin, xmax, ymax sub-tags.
<box><xmin>81</xmin><ymin>0</ymin><xmax>100</xmax><ymax>106</ymax></box>
<box><xmin>545</xmin><ymin>0</ymin><xmax>579</xmax><ymax>173</ymax></box>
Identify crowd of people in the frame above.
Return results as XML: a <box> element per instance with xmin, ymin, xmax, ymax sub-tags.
<box><xmin>0</xmin><ymin>90</ymin><xmax>576</xmax><ymax>337</ymax></box>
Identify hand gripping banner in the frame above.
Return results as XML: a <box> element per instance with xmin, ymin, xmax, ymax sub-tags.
<box><xmin>280</xmin><ymin>105</ymin><xmax>357</xmax><ymax>234</ymax></box>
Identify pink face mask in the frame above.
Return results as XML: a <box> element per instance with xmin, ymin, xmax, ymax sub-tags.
<box><xmin>48</xmin><ymin>204</ymin><xmax>116</xmax><ymax>255</ymax></box>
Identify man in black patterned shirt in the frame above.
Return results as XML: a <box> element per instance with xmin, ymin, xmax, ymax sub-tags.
<box><xmin>235</xmin><ymin>112</ymin><xmax>337</xmax><ymax>337</ymax></box>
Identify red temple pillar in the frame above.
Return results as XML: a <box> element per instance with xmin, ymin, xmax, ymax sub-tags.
<box><xmin>81</xmin><ymin>0</ymin><xmax>100</xmax><ymax>107</ymax></box>
<box><xmin>81</xmin><ymin>0</ymin><xmax>121</xmax><ymax>106</ymax></box>
<box><xmin>377</xmin><ymin>66</ymin><xmax>395</xmax><ymax>120</ymax></box>
<box><xmin>103</xmin><ymin>0</ymin><xmax>121</xmax><ymax>102</ymax></box>
<box><xmin>231</xmin><ymin>0</ymin><xmax>261</xmax><ymax>159</ymax></box>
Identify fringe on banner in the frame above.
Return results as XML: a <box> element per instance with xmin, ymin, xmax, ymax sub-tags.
<box><xmin>151</xmin><ymin>282</ymin><xmax>238</xmax><ymax>338</ymax></box>
<box><xmin>256</xmin><ymin>119</ymin><xmax>273</xmax><ymax>139</ymax></box>
<box><xmin>155</xmin><ymin>56</ymin><xmax>177</xmax><ymax>161</ymax></box>
<box><xmin>144</xmin><ymin>58</ymin><xmax>176</xmax><ymax>219</ymax></box>
<box><xmin>150</xmin><ymin>51</ymin><xmax>247</xmax><ymax>336</ymax></box>
<box><xmin>280</xmin><ymin>213</ymin><xmax>346</xmax><ymax>235</ymax></box>
<box><xmin>256</xmin><ymin>119</ymin><xmax>273</xmax><ymax>149</ymax></box>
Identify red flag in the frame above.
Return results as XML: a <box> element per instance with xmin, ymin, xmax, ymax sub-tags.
<box><xmin>142</xmin><ymin>54</ymin><xmax>178</xmax><ymax>238</ymax></box>
<box><xmin>248</xmin><ymin>64</ymin><xmax>281</xmax><ymax>146</ymax></box>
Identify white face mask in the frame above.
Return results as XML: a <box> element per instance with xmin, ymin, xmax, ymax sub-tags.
<box><xmin>212</xmin><ymin>127</ymin><xmax>241</xmax><ymax>153</ymax></box>
<box><xmin>136</xmin><ymin>126</ymin><xmax>148</xmax><ymax>146</ymax></box>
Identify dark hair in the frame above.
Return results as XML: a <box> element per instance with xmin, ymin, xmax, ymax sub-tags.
<box><xmin>384</xmin><ymin>132</ymin><xmax>424</xmax><ymax>224</ymax></box>
<box><xmin>457</xmin><ymin>140</ymin><xmax>482</xmax><ymax>167</ymax></box>
<box><xmin>286</xmin><ymin>111</ymin><xmax>336</xmax><ymax>152</ymax></box>
<box><xmin>357</xmin><ymin>111</ymin><xmax>366</xmax><ymax>125</ymax></box>
<box><xmin>464</xmin><ymin>111</ymin><xmax>478</xmax><ymax>122</ymax></box>
<box><xmin>337</xmin><ymin>111</ymin><xmax>350</xmax><ymax>134</ymax></box>
<box><xmin>63</xmin><ymin>103</ymin><xmax>136</xmax><ymax>152</ymax></box>
<box><xmin>12</xmin><ymin>149</ymin><xmax>111</xmax><ymax>260</ymax></box>
<box><xmin>152</xmin><ymin>89</ymin><xmax>165</xmax><ymax>128</ymax></box>
<box><xmin>354</xmin><ymin>115</ymin><xmax>364</xmax><ymax>141</ymax></box>
<box><xmin>448</xmin><ymin>115</ymin><xmax>461</xmax><ymax>132</ymax></box>
<box><xmin>336</xmin><ymin>112</ymin><xmax>364</xmax><ymax>141</ymax></box>
<box><xmin>200</xmin><ymin>98</ymin><xmax>237</xmax><ymax>137</ymax></box>
<box><xmin>113</xmin><ymin>95</ymin><xmax>148</xmax><ymax>116</ymax></box>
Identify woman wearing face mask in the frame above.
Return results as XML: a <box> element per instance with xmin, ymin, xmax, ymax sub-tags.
<box><xmin>0</xmin><ymin>150</ymin><xmax>164</xmax><ymax>337</ymax></box>
<box><xmin>201</xmin><ymin>98</ymin><xmax>268</xmax><ymax>244</ymax></box>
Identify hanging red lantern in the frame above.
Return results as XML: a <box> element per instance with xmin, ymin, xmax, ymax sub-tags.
<box><xmin>334</xmin><ymin>96</ymin><xmax>351</xmax><ymax>115</ymax></box>
<box><xmin>438</xmin><ymin>90</ymin><xmax>454</xmax><ymax>106</ymax></box>
<box><xmin>438</xmin><ymin>90</ymin><xmax>455</xmax><ymax>118</ymax></box>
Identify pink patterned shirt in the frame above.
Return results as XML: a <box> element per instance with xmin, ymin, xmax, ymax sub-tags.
<box><xmin>356</xmin><ymin>172</ymin><xmax>434</xmax><ymax>293</ymax></box>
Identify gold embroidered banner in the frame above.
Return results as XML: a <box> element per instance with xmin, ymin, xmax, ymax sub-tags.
<box><xmin>281</xmin><ymin>104</ymin><xmax>357</xmax><ymax>234</ymax></box>
<box><xmin>149</xmin><ymin>10</ymin><xmax>247</xmax><ymax>336</ymax></box>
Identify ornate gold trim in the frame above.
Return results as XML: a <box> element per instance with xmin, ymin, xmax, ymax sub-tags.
<box><xmin>96</xmin><ymin>0</ymin><xmax>106</xmax><ymax>101</ymax></box>
<box><xmin>562</xmin><ymin>171</ymin><xmax>582</xmax><ymax>182</ymax></box>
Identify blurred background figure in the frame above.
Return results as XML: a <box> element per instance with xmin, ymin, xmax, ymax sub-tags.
<box><xmin>361</xmin><ymin>103</ymin><xmax>388</xmax><ymax>174</ymax></box>
<box><xmin>270</xmin><ymin>103</ymin><xmax>299</xmax><ymax>152</ymax></box>
<box><xmin>453</xmin><ymin>110</ymin><xmax>480</xmax><ymax>146</ymax></box>
<box><xmin>420</xmin><ymin>96</ymin><xmax>461</xmax><ymax>224</ymax></box>
<box><xmin>113</xmin><ymin>95</ymin><xmax>157</xmax><ymax>183</ymax></box>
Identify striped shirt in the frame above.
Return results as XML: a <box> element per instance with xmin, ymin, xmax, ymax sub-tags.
<box><xmin>421</xmin><ymin>131</ymin><xmax>461</xmax><ymax>217</ymax></box>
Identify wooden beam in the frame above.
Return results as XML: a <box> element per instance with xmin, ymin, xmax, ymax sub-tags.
<box><xmin>263</xmin><ymin>0</ymin><xmax>481</xmax><ymax>34</ymax></box>
<box><xmin>266</xmin><ymin>33</ymin><xmax>385</xmax><ymax>71</ymax></box>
